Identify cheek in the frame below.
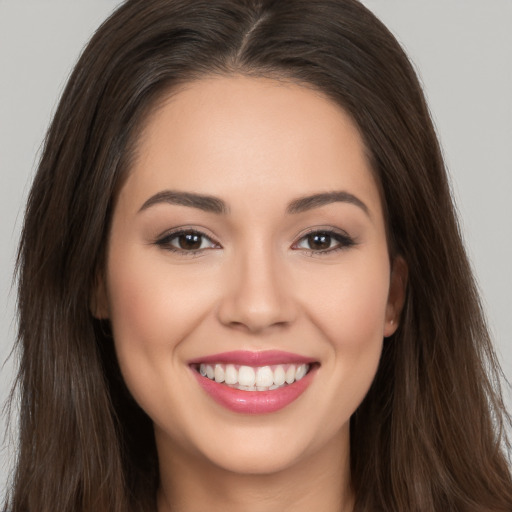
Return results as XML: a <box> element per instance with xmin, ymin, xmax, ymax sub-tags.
<box><xmin>299</xmin><ymin>251</ymin><xmax>390</xmax><ymax>408</ymax></box>
<box><xmin>107</xmin><ymin>246</ymin><xmax>213</xmax><ymax>340</ymax></box>
<box><xmin>104</xmin><ymin>248</ymin><xmax>216</xmax><ymax>402</ymax></box>
<box><xmin>299</xmin><ymin>251</ymin><xmax>391</xmax><ymax>348</ymax></box>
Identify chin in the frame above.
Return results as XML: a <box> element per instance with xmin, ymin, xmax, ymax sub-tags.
<box><xmin>203</xmin><ymin>441</ymin><xmax>308</xmax><ymax>476</ymax></box>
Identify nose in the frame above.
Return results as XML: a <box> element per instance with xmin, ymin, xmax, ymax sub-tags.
<box><xmin>217</xmin><ymin>244</ymin><xmax>297</xmax><ymax>333</ymax></box>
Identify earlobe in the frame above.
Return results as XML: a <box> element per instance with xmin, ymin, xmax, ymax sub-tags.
<box><xmin>384</xmin><ymin>256</ymin><xmax>408</xmax><ymax>337</ymax></box>
<box><xmin>90</xmin><ymin>273</ymin><xmax>109</xmax><ymax>319</ymax></box>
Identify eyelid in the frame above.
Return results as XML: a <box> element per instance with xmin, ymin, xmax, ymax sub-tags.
<box><xmin>291</xmin><ymin>227</ymin><xmax>356</xmax><ymax>254</ymax></box>
<box><xmin>154</xmin><ymin>227</ymin><xmax>222</xmax><ymax>254</ymax></box>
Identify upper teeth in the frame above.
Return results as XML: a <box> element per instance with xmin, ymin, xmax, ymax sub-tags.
<box><xmin>199</xmin><ymin>363</ymin><xmax>310</xmax><ymax>391</ymax></box>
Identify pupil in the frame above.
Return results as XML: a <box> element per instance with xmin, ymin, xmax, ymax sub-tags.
<box><xmin>179</xmin><ymin>233</ymin><xmax>201</xmax><ymax>250</ymax></box>
<box><xmin>308</xmin><ymin>233</ymin><xmax>331</xmax><ymax>250</ymax></box>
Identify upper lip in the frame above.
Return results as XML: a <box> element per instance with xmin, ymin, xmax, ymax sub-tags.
<box><xmin>188</xmin><ymin>350</ymin><xmax>316</xmax><ymax>366</ymax></box>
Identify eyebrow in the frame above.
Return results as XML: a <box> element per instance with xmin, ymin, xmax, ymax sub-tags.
<box><xmin>286</xmin><ymin>191</ymin><xmax>369</xmax><ymax>216</ymax></box>
<box><xmin>138</xmin><ymin>189</ymin><xmax>369</xmax><ymax>217</ymax></box>
<box><xmin>139</xmin><ymin>190</ymin><xmax>228</xmax><ymax>214</ymax></box>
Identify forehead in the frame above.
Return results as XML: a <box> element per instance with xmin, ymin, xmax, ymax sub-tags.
<box><xmin>120</xmin><ymin>75</ymin><xmax>383</xmax><ymax>219</ymax></box>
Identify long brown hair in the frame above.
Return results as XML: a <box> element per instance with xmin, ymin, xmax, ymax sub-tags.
<box><xmin>4</xmin><ymin>0</ymin><xmax>511</xmax><ymax>510</ymax></box>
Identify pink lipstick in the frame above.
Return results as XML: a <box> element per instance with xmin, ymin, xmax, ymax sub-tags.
<box><xmin>189</xmin><ymin>350</ymin><xmax>317</xmax><ymax>414</ymax></box>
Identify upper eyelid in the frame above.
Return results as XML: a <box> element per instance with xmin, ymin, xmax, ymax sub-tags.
<box><xmin>154</xmin><ymin>229</ymin><xmax>220</xmax><ymax>257</ymax></box>
<box><xmin>292</xmin><ymin>228</ymin><xmax>357</xmax><ymax>252</ymax></box>
<box><xmin>294</xmin><ymin>226</ymin><xmax>353</xmax><ymax>241</ymax></box>
<box><xmin>156</xmin><ymin>226</ymin><xmax>219</xmax><ymax>243</ymax></box>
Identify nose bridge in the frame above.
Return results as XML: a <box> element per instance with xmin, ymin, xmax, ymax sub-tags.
<box><xmin>217</xmin><ymin>235</ymin><xmax>295</xmax><ymax>332</ymax></box>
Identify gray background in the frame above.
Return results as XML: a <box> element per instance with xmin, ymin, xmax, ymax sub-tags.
<box><xmin>1</xmin><ymin>0</ymin><xmax>511</xmax><ymax>497</ymax></box>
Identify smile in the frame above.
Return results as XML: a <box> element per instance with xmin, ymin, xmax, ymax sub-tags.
<box><xmin>189</xmin><ymin>351</ymin><xmax>318</xmax><ymax>414</ymax></box>
<box><xmin>197</xmin><ymin>363</ymin><xmax>310</xmax><ymax>391</ymax></box>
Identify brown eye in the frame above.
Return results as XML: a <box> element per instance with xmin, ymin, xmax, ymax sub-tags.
<box><xmin>307</xmin><ymin>233</ymin><xmax>332</xmax><ymax>250</ymax></box>
<box><xmin>177</xmin><ymin>233</ymin><xmax>203</xmax><ymax>250</ymax></box>
<box><xmin>294</xmin><ymin>229</ymin><xmax>355</xmax><ymax>254</ymax></box>
<box><xmin>156</xmin><ymin>230</ymin><xmax>218</xmax><ymax>252</ymax></box>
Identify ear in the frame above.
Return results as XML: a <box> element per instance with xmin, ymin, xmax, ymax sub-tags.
<box><xmin>90</xmin><ymin>272</ymin><xmax>109</xmax><ymax>319</ymax></box>
<box><xmin>384</xmin><ymin>255</ymin><xmax>408</xmax><ymax>337</ymax></box>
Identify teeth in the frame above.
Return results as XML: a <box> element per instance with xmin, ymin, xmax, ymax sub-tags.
<box><xmin>225</xmin><ymin>364</ymin><xmax>237</xmax><ymax>385</ymax></box>
<box><xmin>273</xmin><ymin>365</ymin><xmax>286</xmax><ymax>386</ymax></box>
<box><xmin>296</xmin><ymin>364</ymin><xmax>307</xmax><ymax>381</ymax></box>
<box><xmin>238</xmin><ymin>366</ymin><xmax>256</xmax><ymax>387</ymax></box>
<box><xmin>285</xmin><ymin>365</ymin><xmax>296</xmax><ymax>384</ymax></box>
<box><xmin>198</xmin><ymin>362</ymin><xmax>311</xmax><ymax>390</ymax></box>
<box><xmin>214</xmin><ymin>365</ymin><xmax>225</xmax><ymax>383</ymax></box>
<box><xmin>256</xmin><ymin>366</ymin><xmax>274</xmax><ymax>387</ymax></box>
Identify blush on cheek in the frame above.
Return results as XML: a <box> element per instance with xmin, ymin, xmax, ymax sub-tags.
<box><xmin>321</xmin><ymin>282</ymin><xmax>389</xmax><ymax>347</ymax></box>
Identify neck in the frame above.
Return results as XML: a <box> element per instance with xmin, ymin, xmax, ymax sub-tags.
<box><xmin>155</xmin><ymin>427</ymin><xmax>354</xmax><ymax>512</ymax></box>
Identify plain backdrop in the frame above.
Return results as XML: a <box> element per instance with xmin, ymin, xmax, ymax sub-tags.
<box><xmin>1</xmin><ymin>0</ymin><xmax>511</xmax><ymax>498</ymax></box>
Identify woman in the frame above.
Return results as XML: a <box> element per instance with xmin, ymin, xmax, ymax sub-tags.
<box><xmin>3</xmin><ymin>0</ymin><xmax>511</xmax><ymax>510</ymax></box>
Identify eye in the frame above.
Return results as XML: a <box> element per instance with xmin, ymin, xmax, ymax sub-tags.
<box><xmin>155</xmin><ymin>229</ymin><xmax>219</xmax><ymax>253</ymax></box>
<box><xmin>294</xmin><ymin>230</ymin><xmax>355</xmax><ymax>254</ymax></box>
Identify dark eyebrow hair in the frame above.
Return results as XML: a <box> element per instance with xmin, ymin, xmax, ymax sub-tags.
<box><xmin>286</xmin><ymin>191</ymin><xmax>370</xmax><ymax>216</ymax></box>
<box><xmin>138</xmin><ymin>190</ymin><xmax>228</xmax><ymax>214</ymax></box>
<box><xmin>139</xmin><ymin>189</ymin><xmax>369</xmax><ymax>217</ymax></box>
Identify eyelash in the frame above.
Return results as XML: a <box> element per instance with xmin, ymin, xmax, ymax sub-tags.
<box><xmin>154</xmin><ymin>229</ymin><xmax>220</xmax><ymax>256</ymax></box>
<box><xmin>154</xmin><ymin>228</ymin><xmax>356</xmax><ymax>256</ymax></box>
<box><xmin>292</xmin><ymin>228</ymin><xmax>356</xmax><ymax>255</ymax></box>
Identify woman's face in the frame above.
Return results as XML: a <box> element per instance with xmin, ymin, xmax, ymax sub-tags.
<box><xmin>96</xmin><ymin>76</ymin><xmax>405</xmax><ymax>475</ymax></box>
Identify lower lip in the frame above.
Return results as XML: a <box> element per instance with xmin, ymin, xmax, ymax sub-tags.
<box><xmin>192</xmin><ymin>366</ymin><xmax>317</xmax><ymax>414</ymax></box>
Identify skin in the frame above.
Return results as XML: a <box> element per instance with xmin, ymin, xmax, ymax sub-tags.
<box><xmin>94</xmin><ymin>76</ymin><xmax>407</xmax><ymax>512</ymax></box>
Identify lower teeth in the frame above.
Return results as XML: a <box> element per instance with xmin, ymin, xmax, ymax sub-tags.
<box><xmin>225</xmin><ymin>383</ymin><xmax>288</xmax><ymax>392</ymax></box>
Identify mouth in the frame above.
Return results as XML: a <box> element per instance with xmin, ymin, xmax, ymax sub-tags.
<box><xmin>189</xmin><ymin>351</ymin><xmax>318</xmax><ymax>414</ymax></box>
